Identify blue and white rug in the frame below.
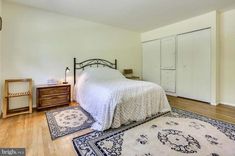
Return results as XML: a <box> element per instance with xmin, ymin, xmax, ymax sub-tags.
<box><xmin>46</xmin><ymin>106</ymin><xmax>94</xmax><ymax>140</ymax></box>
<box><xmin>73</xmin><ymin>108</ymin><xmax>235</xmax><ymax>156</ymax></box>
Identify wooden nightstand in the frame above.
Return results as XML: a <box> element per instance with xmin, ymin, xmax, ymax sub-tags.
<box><xmin>126</xmin><ymin>76</ymin><xmax>141</xmax><ymax>80</ymax></box>
<box><xmin>36</xmin><ymin>84</ymin><xmax>71</xmax><ymax>110</ymax></box>
<box><xmin>123</xmin><ymin>69</ymin><xmax>141</xmax><ymax>80</ymax></box>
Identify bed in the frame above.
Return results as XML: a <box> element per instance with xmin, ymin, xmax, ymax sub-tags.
<box><xmin>74</xmin><ymin>58</ymin><xmax>171</xmax><ymax>131</ymax></box>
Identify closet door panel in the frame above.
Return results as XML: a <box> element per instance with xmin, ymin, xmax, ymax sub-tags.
<box><xmin>161</xmin><ymin>37</ymin><xmax>176</xmax><ymax>69</ymax></box>
<box><xmin>177</xmin><ymin>29</ymin><xmax>211</xmax><ymax>102</ymax></box>
<box><xmin>192</xmin><ymin>29</ymin><xmax>211</xmax><ymax>102</ymax></box>
<box><xmin>142</xmin><ymin>40</ymin><xmax>161</xmax><ymax>84</ymax></box>
<box><xmin>177</xmin><ymin>34</ymin><xmax>194</xmax><ymax>99</ymax></box>
<box><xmin>161</xmin><ymin>70</ymin><xmax>176</xmax><ymax>92</ymax></box>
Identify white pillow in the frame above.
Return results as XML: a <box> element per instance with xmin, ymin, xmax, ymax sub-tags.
<box><xmin>80</xmin><ymin>68</ymin><xmax>124</xmax><ymax>81</ymax></box>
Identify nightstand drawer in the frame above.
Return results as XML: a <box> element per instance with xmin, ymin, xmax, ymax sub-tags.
<box><xmin>39</xmin><ymin>94</ymin><xmax>70</xmax><ymax>107</ymax></box>
<box><xmin>39</xmin><ymin>86</ymin><xmax>70</xmax><ymax>97</ymax></box>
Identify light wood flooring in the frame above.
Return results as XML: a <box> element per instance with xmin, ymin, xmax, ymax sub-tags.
<box><xmin>168</xmin><ymin>96</ymin><xmax>235</xmax><ymax>124</ymax></box>
<box><xmin>0</xmin><ymin>96</ymin><xmax>234</xmax><ymax>156</ymax></box>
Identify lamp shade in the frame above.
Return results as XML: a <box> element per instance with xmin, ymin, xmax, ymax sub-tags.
<box><xmin>63</xmin><ymin>67</ymin><xmax>70</xmax><ymax>84</ymax></box>
<box><xmin>65</xmin><ymin>67</ymin><xmax>70</xmax><ymax>72</ymax></box>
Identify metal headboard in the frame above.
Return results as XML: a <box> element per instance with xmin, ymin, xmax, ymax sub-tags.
<box><xmin>73</xmin><ymin>58</ymin><xmax>117</xmax><ymax>84</ymax></box>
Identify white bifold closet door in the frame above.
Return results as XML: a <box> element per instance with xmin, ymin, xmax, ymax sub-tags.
<box><xmin>161</xmin><ymin>37</ymin><xmax>176</xmax><ymax>69</ymax></box>
<box><xmin>161</xmin><ymin>70</ymin><xmax>176</xmax><ymax>92</ymax></box>
<box><xmin>142</xmin><ymin>40</ymin><xmax>161</xmax><ymax>84</ymax></box>
<box><xmin>177</xmin><ymin>29</ymin><xmax>211</xmax><ymax>102</ymax></box>
<box><xmin>160</xmin><ymin>36</ymin><xmax>176</xmax><ymax>93</ymax></box>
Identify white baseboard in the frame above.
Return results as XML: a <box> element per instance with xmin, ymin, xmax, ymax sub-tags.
<box><xmin>166</xmin><ymin>92</ymin><xmax>177</xmax><ymax>97</ymax></box>
<box><xmin>165</xmin><ymin>93</ymin><xmax>235</xmax><ymax>107</ymax></box>
<box><xmin>210</xmin><ymin>101</ymin><xmax>220</xmax><ymax>106</ymax></box>
<box><xmin>220</xmin><ymin>101</ymin><xmax>235</xmax><ymax>107</ymax></box>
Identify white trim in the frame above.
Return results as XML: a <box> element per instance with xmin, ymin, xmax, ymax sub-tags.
<box><xmin>210</xmin><ymin>102</ymin><xmax>219</xmax><ymax>106</ymax></box>
<box><xmin>142</xmin><ymin>27</ymin><xmax>211</xmax><ymax>43</ymax></box>
<box><xmin>166</xmin><ymin>92</ymin><xmax>177</xmax><ymax>97</ymax></box>
<box><xmin>220</xmin><ymin>101</ymin><xmax>235</xmax><ymax>107</ymax></box>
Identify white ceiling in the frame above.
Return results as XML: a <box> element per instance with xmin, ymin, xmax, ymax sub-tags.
<box><xmin>6</xmin><ymin>0</ymin><xmax>235</xmax><ymax>32</ymax></box>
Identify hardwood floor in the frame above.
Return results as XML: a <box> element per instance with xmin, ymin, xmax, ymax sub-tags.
<box><xmin>0</xmin><ymin>97</ymin><xmax>234</xmax><ymax>156</ymax></box>
<box><xmin>0</xmin><ymin>103</ymin><xmax>91</xmax><ymax>156</ymax></box>
<box><xmin>168</xmin><ymin>96</ymin><xmax>235</xmax><ymax>124</ymax></box>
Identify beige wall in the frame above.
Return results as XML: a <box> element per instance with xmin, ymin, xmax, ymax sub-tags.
<box><xmin>220</xmin><ymin>10</ymin><xmax>235</xmax><ymax>106</ymax></box>
<box><xmin>141</xmin><ymin>11</ymin><xmax>217</xmax><ymax>41</ymax></box>
<box><xmin>1</xmin><ymin>2</ymin><xmax>142</xmax><ymax>108</ymax></box>
<box><xmin>0</xmin><ymin>0</ymin><xmax>2</xmax><ymax>110</ymax></box>
<box><xmin>141</xmin><ymin>11</ymin><xmax>220</xmax><ymax>105</ymax></box>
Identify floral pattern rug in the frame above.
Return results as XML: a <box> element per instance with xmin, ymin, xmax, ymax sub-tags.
<box><xmin>73</xmin><ymin>108</ymin><xmax>235</xmax><ymax>156</ymax></box>
<box><xmin>46</xmin><ymin>106</ymin><xmax>94</xmax><ymax>140</ymax></box>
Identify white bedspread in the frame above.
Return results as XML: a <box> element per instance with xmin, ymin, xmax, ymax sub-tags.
<box><xmin>75</xmin><ymin>79</ymin><xmax>171</xmax><ymax>131</ymax></box>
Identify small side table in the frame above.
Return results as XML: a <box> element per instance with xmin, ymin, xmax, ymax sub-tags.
<box><xmin>3</xmin><ymin>79</ymin><xmax>33</xmax><ymax>118</ymax></box>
